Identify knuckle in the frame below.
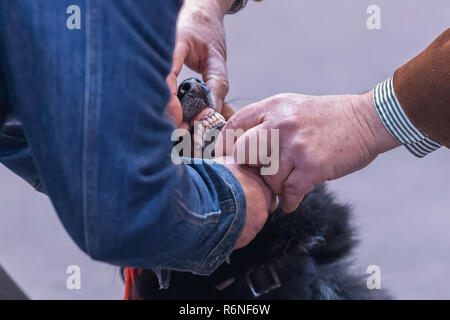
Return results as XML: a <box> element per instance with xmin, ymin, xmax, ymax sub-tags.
<box><xmin>282</xmin><ymin>92</ymin><xmax>298</xmax><ymax>100</ymax></box>
<box><xmin>282</xmin><ymin>117</ymin><xmax>300</xmax><ymax>130</ymax></box>
<box><xmin>263</xmin><ymin>175</ymin><xmax>283</xmax><ymax>194</ymax></box>
<box><xmin>268</xmin><ymin>93</ymin><xmax>286</xmax><ymax>104</ymax></box>
<box><xmin>283</xmin><ymin>180</ymin><xmax>301</xmax><ymax>196</ymax></box>
<box><xmin>225</xmin><ymin>115</ymin><xmax>239</xmax><ymax>129</ymax></box>
<box><xmin>221</xmin><ymin>79</ymin><xmax>230</xmax><ymax>94</ymax></box>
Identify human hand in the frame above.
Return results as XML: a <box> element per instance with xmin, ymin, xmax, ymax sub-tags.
<box><xmin>166</xmin><ymin>0</ymin><xmax>234</xmax><ymax>127</ymax></box>
<box><xmin>214</xmin><ymin>157</ymin><xmax>278</xmax><ymax>249</ymax></box>
<box><xmin>216</xmin><ymin>91</ymin><xmax>401</xmax><ymax>213</ymax></box>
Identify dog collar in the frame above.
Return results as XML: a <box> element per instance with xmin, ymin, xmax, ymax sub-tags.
<box><xmin>213</xmin><ymin>255</ymin><xmax>318</xmax><ymax>299</ymax></box>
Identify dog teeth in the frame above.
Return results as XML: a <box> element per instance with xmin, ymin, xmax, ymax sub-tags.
<box><xmin>192</xmin><ymin>111</ymin><xmax>227</xmax><ymax>155</ymax></box>
<box><xmin>193</xmin><ymin>132</ymin><xmax>202</xmax><ymax>144</ymax></box>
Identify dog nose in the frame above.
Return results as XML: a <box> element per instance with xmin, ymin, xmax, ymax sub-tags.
<box><xmin>177</xmin><ymin>77</ymin><xmax>210</xmax><ymax>101</ymax></box>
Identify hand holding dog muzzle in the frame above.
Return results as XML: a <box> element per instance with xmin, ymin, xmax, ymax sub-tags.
<box><xmin>216</xmin><ymin>92</ymin><xmax>401</xmax><ymax>213</ymax></box>
<box><xmin>166</xmin><ymin>0</ymin><xmax>235</xmax><ymax>129</ymax></box>
<box><xmin>176</xmin><ymin>77</ymin><xmax>278</xmax><ymax>249</ymax></box>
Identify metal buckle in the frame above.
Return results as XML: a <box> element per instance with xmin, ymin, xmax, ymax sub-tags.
<box><xmin>245</xmin><ymin>264</ymin><xmax>281</xmax><ymax>298</ymax></box>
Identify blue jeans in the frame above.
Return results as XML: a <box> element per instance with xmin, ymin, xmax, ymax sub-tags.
<box><xmin>0</xmin><ymin>0</ymin><xmax>246</xmax><ymax>276</ymax></box>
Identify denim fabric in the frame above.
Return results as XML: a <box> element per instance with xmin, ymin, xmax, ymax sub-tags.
<box><xmin>0</xmin><ymin>0</ymin><xmax>246</xmax><ymax>275</ymax></box>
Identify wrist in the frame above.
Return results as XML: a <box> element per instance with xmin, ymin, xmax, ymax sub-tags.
<box><xmin>216</xmin><ymin>0</ymin><xmax>237</xmax><ymax>16</ymax></box>
<box><xmin>184</xmin><ymin>0</ymin><xmax>235</xmax><ymax>19</ymax></box>
<box><xmin>351</xmin><ymin>91</ymin><xmax>401</xmax><ymax>156</ymax></box>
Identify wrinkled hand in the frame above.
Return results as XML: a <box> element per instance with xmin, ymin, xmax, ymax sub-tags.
<box><xmin>216</xmin><ymin>92</ymin><xmax>401</xmax><ymax>213</ymax></box>
<box><xmin>214</xmin><ymin>157</ymin><xmax>278</xmax><ymax>249</ymax></box>
<box><xmin>166</xmin><ymin>0</ymin><xmax>233</xmax><ymax>127</ymax></box>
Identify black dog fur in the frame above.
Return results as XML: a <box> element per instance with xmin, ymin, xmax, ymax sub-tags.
<box><xmin>130</xmin><ymin>184</ymin><xmax>390</xmax><ymax>300</ymax></box>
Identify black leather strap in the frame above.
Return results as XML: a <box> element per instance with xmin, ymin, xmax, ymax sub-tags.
<box><xmin>213</xmin><ymin>256</ymin><xmax>318</xmax><ymax>299</ymax></box>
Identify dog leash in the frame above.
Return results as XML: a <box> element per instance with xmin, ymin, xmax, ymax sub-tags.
<box><xmin>124</xmin><ymin>268</ymin><xmax>142</xmax><ymax>300</ymax></box>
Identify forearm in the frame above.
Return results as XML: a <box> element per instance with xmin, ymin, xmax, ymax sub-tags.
<box><xmin>89</xmin><ymin>160</ymin><xmax>246</xmax><ymax>274</ymax></box>
<box><xmin>393</xmin><ymin>28</ymin><xmax>450</xmax><ymax>148</ymax></box>
<box><xmin>362</xmin><ymin>29</ymin><xmax>450</xmax><ymax>158</ymax></box>
<box><xmin>0</xmin><ymin>0</ymin><xmax>247</xmax><ymax>274</ymax></box>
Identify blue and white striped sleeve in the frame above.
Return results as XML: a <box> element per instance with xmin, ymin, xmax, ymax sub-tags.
<box><xmin>373</xmin><ymin>77</ymin><xmax>442</xmax><ymax>158</ymax></box>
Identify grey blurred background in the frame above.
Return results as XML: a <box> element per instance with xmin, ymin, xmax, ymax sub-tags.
<box><xmin>0</xmin><ymin>0</ymin><xmax>448</xmax><ymax>299</ymax></box>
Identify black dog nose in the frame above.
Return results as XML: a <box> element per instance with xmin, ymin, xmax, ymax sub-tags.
<box><xmin>177</xmin><ymin>77</ymin><xmax>210</xmax><ymax>101</ymax></box>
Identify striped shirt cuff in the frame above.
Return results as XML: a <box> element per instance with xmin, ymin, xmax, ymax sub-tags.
<box><xmin>373</xmin><ymin>77</ymin><xmax>442</xmax><ymax>158</ymax></box>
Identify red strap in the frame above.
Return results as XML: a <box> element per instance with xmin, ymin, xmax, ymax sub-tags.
<box><xmin>124</xmin><ymin>268</ymin><xmax>142</xmax><ymax>300</ymax></box>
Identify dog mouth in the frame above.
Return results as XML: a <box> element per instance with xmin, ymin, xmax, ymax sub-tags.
<box><xmin>177</xmin><ymin>78</ymin><xmax>225</xmax><ymax>154</ymax></box>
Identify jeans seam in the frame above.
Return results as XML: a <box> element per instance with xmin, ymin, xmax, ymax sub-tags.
<box><xmin>196</xmin><ymin>180</ymin><xmax>245</xmax><ymax>274</ymax></box>
<box><xmin>82</xmin><ymin>0</ymin><xmax>91</xmax><ymax>254</ymax></box>
<box><xmin>82</xmin><ymin>0</ymin><xmax>101</xmax><ymax>255</ymax></box>
<box><xmin>174</xmin><ymin>189</ymin><xmax>221</xmax><ymax>225</ymax></box>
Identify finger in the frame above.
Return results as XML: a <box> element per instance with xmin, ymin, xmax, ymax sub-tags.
<box><xmin>206</xmin><ymin>77</ymin><xmax>229</xmax><ymax>112</ymax></box>
<box><xmin>178</xmin><ymin>121</ymin><xmax>190</xmax><ymax>131</ymax></box>
<box><xmin>256</xmin><ymin>171</ymin><xmax>276</xmax><ymax>214</ymax></box>
<box><xmin>166</xmin><ymin>96</ymin><xmax>183</xmax><ymax>126</ymax></box>
<box><xmin>262</xmin><ymin>153</ymin><xmax>294</xmax><ymax>195</ymax></box>
<box><xmin>232</xmin><ymin>124</ymin><xmax>273</xmax><ymax>167</ymax></box>
<box><xmin>166</xmin><ymin>68</ymin><xmax>178</xmax><ymax>95</ymax></box>
<box><xmin>225</xmin><ymin>102</ymin><xmax>265</xmax><ymax>132</ymax></box>
<box><xmin>172</xmin><ymin>42</ymin><xmax>189</xmax><ymax>77</ymax></box>
<box><xmin>269</xmin><ymin>195</ymin><xmax>279</xmax><ymax>213</ymax></box>
<box><xmin>172</xmin><ymin>121</ymin><xmax>191</xmax><ymax>141</ymax></box>
<box><xmin>221</xmin><ymin>102</ymin><xmax>236</xmax><ymax>121</ymax></box>
<box><xmin>165</xmin><ymin>74</ymin><xmax>184</xmax><ymax>127</ymax></box>
<box><xmin>280</xmin><ymin>169</ymin><xmax>314</xmax><ymax>213</ymax></box>
<box><xmin>202</xmin><ymin>50</ymin><xmax>229</xmax><ymax>112</ymax></box>
<box><xmin>215</xmin><ymin>103</ymin><xmax>264</xmax><ymax>157</ymax></box>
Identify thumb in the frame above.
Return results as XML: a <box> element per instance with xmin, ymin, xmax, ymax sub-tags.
<box><xmin>269</xmin><ymin>195</ymin><xmax>280</xmax><ymax>213</ymax></box>
<box><xmin>232</xmin><ymin>124</ymin><xmax>271</xmax><ymax>167</ymax></box>
<box><xmin>206</xmin><ymin>77</ymin><xmax>229</xmax><ymax>112</ymax></box>
<box><xmin>221</xmin><ymin>102</ymin><xmax>236</xmax><ymax>121</ymax></box>
<box><xmin>280</xmin><ymin>169</ymin><xmax>314</xmax><ymax>213</ymax></box>
<box><xmin>172</xmin><ymin>42</ymin><xmax>189</xmax><ymax>77</ymax></box>
<box><xmin>203</xmin><ymin>50</ymin><xmax>229</xmax><ymax>112</ymax></box>
<box><xmin>215</xmin><ymin>103</ymin><xmax>264</xmax><ymax>157</ymax></box>
<box><xmin>165</xmin><ymin>73</ymin><xmax>183</xmax><ymax>127</ymax></box>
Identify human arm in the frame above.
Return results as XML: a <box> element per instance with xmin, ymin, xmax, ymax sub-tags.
<box><xmin>166</xmin><ymin>0</ymin><xmax>262</xmax><ymax>127</ymax></box>
<box><xmin>166</xmin><ymin>0</ymin><xmax>234</xmax><ymax>127</ymax></box>
<box><xmin>215</xmin><ymin>29</ymin><xmax>449</xmax><ymax>213</ymax></box>
<box><xmin>0</xmin><ymin>0</ymin><xmax>270</xmax><ymax>274</ymax></box>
